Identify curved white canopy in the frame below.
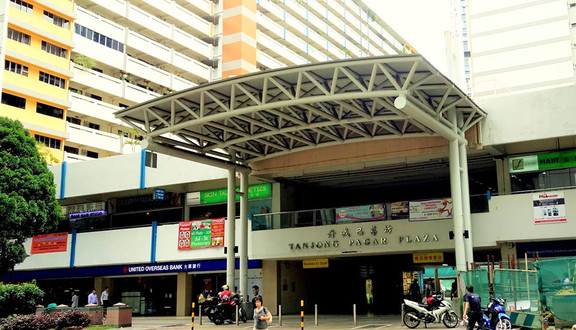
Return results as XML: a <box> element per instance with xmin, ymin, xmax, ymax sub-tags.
<box><xmin>116</xmin><ymin>55</ymin><xmax>485</xmax><ymax>166</ymax></box>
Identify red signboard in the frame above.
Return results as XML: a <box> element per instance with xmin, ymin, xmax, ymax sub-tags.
<box><xmin>30</xmin><ymin>232</ymin><xmax>68</xmax><ymax>254</ymax></box>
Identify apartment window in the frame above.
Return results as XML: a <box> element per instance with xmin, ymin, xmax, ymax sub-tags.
<box><xmin>5</xmin><ymin>60</ymin><xmax>29</xmax><ymax>76</ymax></box>
<box><xmin>39</xmin><ymin>71</ymin><xmax>66</xmax><ymax>89</ymax></box>
<box><xmin>64</xmin><ymin>146</ymin><xmax>78</xmax><ymax>154</ymax></box>
<box><xmin>7</xmin><ymin>28</ymin><xmax>31</xmax><ymax>45</ymax></box>
<box><xmin>74</xmin><ymin>23</ymin><xmax>124</xmax><ymax>53</ymax></box>
<box><xmin>86</xmin><ymin>151</ymin><xmax>98</xmax><ymax>158</ymax></box>
<box><xmin>88</xmin><ymin>122</ymin><xmax>100</xmax><ymax>130</ymax></box>
<box><xmin>34</xmin><ymin>134</ymin><xmax>61</xmax><ymax>150</ymax></box>
<box><xmin>1</xmin><ymin>92</ymin><xmax>26</xmax><ymax>109</ymax></box>
<box><xmin>9</xmin><ymin>0</ymin><xmax>33</xmax><ymax>13</ymax></box>
<box><xmin>43</xmin><ymin>10</ymin><xmax>69</xmax><ymax>29</ymax></box>
<box><xmin>66</xmin><ymin>116</ymin><xmax>81</xmax><ymax>125</ymax></box>
<box><xmin>41</xmin><ymin>41</ymin><xmax>67</xmax><ymax>58</ymax></box>
<box><xmin>36</xmin><ymin>102</ymin><xmax>64</xmax><ymax>119</ymax></box>
<box><xmin>90</xmin><ymin>94</ymin><xmax>102</xmax><ymax>101</ymax></box>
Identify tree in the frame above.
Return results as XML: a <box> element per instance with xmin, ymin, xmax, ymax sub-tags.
<box><xmin>73</xmin><ymin>54</ymin><xmax>96</xmax><ymax>69</ymax></box>
<box><xmin>0</xmin><ymin>117</ymin><xmax>62</xmax><ymax>276</ymax></box>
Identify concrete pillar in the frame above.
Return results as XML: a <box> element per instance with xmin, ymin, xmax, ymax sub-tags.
<box><xmin>448</xmin><ymin>110</ymin><xmax>466</xmax><ymax>272</ymax></box>
<box><xmin>239</xmin><ymin>172</ymin><xmax>249</xmax><ymax>301</ymax></box>
<box><xmin>261</xmin><ymin>260</ymin><xmax>279</xmax><ymax>315</ymax></box>
<box><xmin>176</xmin><ymin>272</ymin><xmax>193</xmax><ymax>316</ymax></box>
<box><xmin>226</xmin><ymin>167</ymin><xmax>236</xmax><ymax>288</ymax></box>
<box><xmin>459</xmin><ymin>137</ymin><xmax>474</xmax><ymax>264</ymax></box>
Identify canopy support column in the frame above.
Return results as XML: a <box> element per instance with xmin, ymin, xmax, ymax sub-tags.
<box><xmin>239</xmin><ymin>171</ymin><xmax>249</xmax><ymax>301</ymax></box>
<box><xmin>448</xmin><ymin>110</ymin><xmax>466</xmax><ymax>272</ymax></box>
<box><xmin>226</xmin><ymin>167</ymin><xmax>236</xmax><ymax>288</ymax></box>
<box><xmin>459</xmin><ymin>134</ymin><xmax>474</xmax><ymax>265</ymax></box>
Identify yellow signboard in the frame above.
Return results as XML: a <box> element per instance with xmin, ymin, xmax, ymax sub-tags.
<box><xmin>413</xmin><ymin>252</ymin><xmax>444</xmax><ymax>264</ymax></box>
<box><xmin>303</xmin><ymin>258</ymin><xmax>329</xmax><ymax>269</ymax></box>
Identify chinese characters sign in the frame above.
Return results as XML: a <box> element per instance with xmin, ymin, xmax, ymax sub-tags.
<box><xmin>178</xmin><ymin>218</ymin><xmax>225</xmax><ymax>250</ymax></box>
<box><xmin>413</xmin><ymin>252</ymin><xmax>444</xmax><ymax>263</ymax></box>
<box><xmin>30</xmin><ymin>233</ymin><xmax>68</xmax><ymax>254</ymax></box>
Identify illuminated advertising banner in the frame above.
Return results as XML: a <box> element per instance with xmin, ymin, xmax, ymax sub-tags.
<box><xmin>409</xmin><ymin>199</ymin><xmax>453</xmax><ymax>221</ymax></box>
<box><xmin>178</xmin><ymin>218</ymin><xmax>225</xmax><ymax>250</ymax></box>
<box><xmin>336</xmin><ymin>204</ymin><xmax>386</xmax><ymax>223</ymax></box>
<box><xmin>30</xmin><ymin>233</ymin><xmax>68</xmax><ymax>254</ymax></box>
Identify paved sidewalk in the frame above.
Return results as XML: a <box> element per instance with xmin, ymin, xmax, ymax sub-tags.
<box><xmin>130</xmin><ymin>314</ymin><xmax>464</xmax><ymax>329</ymax></box>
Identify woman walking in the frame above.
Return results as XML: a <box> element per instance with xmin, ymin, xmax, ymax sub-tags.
<box><xmin>253</xmin><ymin>296</ymin><xmax>271</xmax><ymax>329</ymax></box>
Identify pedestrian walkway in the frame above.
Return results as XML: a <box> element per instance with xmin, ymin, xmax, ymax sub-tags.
<box><xmin>130</xmin><ymin>314</ymin><xmax>464</xmax><ymax>329</ymax></box>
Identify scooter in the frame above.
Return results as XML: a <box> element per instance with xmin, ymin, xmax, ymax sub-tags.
<box><xmin>403</xmin><ymin>292</ymin><xmax>459</xmax><ymax>328</ymax></box>
<box><xmin>479</xmin><ymin>297</ymin><xmax>512</xmax><ymax>330</ymax></box>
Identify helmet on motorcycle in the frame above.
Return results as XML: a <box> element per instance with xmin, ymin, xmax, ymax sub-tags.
<box><xmin>221</xmin><ymin>284</ymin><xmax>229</xmax><ymax>291</ymax></box>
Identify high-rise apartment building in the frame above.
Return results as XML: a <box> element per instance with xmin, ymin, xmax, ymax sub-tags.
<box><xmin>468</xmin><ymin>0</ymin><xmax>576</xmax><ymax>97</ymax></box>
<box><xmin>0</xmin><ymin>0</ymin><xmax>74</xmax><ymax>163</ymax></box>
<box><xmin>1</xmin><ymin>0</ymin><xmax>414</xmax><ymax>163</ymax></box>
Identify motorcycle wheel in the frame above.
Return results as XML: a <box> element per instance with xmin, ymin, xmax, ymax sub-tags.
<box><xmin>240</xmin><ymin>307</ymin><xmax>247</xmax><ymax>322</ymax></box>
<box><xmin>403</xmin><ymin>311</ymin><xmax>420</xmax><ymax>329</ymax></box>
<box><xmin>442</xmin><ymin>311</ymin><xmax>459</xmax><ymax>328</ymax></box>
<box><xmin>496</xmin><ymin>318</ymin><xmax>512</xmax><ymax>330</ymax></box>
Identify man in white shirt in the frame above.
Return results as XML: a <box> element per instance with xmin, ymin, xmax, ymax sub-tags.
<box><xmin>101</xmin><ymin>287</ymin><xmax>110</xmax><ymax>307</ymax></box>
<box><xmin>88</xmin><ymin>289</ymin><xmax>98</xmax><ymax>305</ymax></box>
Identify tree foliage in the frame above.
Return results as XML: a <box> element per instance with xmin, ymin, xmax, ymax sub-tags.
<box><xmin>0</xmin><ymin>117</ymin><xmax>62</xmax><ymax>275</ymax></box>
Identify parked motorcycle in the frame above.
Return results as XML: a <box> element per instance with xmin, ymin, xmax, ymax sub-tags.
<box><xmin>479</xmin><ymin>297</ymin><xmax>512</xmax><ymax>330</ymax></box>
<box><xmin>208</xmin><ymin>293</ymin><xmax>247</xmax><ymax>325</ymax></box>
<box><xmin>403</xmin><ymin>292</ymin><xmax>459</xmax><ymax>328</ymax></box>
<box><xmin>200</xmin><ymin>296</ymin><xmax>219</xmax><ymax>323</ymax></box>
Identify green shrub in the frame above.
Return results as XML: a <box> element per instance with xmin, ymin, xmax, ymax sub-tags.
<box><xmin>0</xmin><ymin>310</ymin><xmax>90</xmax><ymax>329</ymax></box>
<box><xmin>0</xmin><ymin>282</ymin><xmax>44</xmax><ymax>317</ymax></box>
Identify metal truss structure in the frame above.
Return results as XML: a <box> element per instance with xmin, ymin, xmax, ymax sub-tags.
<box><xmin>116</xmin><ymin>55</ymin><xmax>486</xmax><ymax>165</ymax></box>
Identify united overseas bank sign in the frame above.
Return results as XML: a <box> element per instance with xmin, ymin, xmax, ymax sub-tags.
<box><xmin>288</xmin><ymin>224</ymin><xmax>440</xmax><ymax>251</ymax></box>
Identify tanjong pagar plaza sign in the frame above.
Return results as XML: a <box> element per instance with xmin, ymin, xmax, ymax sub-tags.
<box><xmin>288</xmin><ymin>224</ymin><xmax>439</xmax><ymax>250</ymax></box>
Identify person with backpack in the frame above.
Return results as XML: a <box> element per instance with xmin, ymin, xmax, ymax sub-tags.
<box><xmin>253</xmin><ymin>296</ymin><xmax>271</xmax><ymax>329</ymax></box>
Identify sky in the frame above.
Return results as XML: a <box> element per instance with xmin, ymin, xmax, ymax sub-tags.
<box><xmin>363</xmin><ymin>0</ymin><xmax>452</xmax><ymax>70</ymax></box>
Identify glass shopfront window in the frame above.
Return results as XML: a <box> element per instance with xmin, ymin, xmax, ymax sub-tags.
<box><xmin>511</xmin><ymin>168</ymin><xmax>576</xmax><ymax>192</ymax></box>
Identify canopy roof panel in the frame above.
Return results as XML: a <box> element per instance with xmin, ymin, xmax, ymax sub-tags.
<box><xmin>116</xmin><ymin>55</ymin><xmax>486</xmax><ymax>165</ymax></box>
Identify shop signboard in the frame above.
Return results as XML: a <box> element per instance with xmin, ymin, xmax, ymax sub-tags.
<box><xmin>65</xmin><ymin>201</ymin><xmax>106</xmax><ymax>219</ymax></box>
<box><xmin>413</xmin><ymin>252</ymin><xmax>444</xmax><ymax>263</ymax></box>
<box><xmin>178</xmin><ymin>218</ymin><xmax>225</xmax><ymax>250</ymax></box>
<box><xmin>390</xmin><ymin>201</ymin><xmax>409</xmax><ymax>220</ymax></box>
<box><xmin>303</xmin><ymin>258</ymin><xmax>329</xmax><ymax>269</ymax></box>
<box><xmin>533</xmin><ymin>192</ymin><xmax>566</xmax><ymax>224</ymax></box>
<box><xmin>509</xmin><ymin>150</ymin><xmax>576</xmax><ymax>173</ymax></box>
<box><xmin>199</xmin><ymin>183</ymin><xmax>272</xmax><ymax>204</ymax></box>
<box><xmin>335</xmin><ymin>204</ymin><xmax>386</xmax><ymax>223</ymax></box>
<box><xmin>409</xmin><ymin>199</ymin><xmax>452</xmax><ymax>221</ymax></box>
<box><xmin>30</xmin><ymin>232</ymin><xmax>68</xmax><ymax>254</ymax></box>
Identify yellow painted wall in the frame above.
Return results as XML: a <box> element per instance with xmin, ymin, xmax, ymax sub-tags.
<box><xmin>6</xmin><ymin>27</ymin><xmax>70</xmax><ymax>69</ymax></box>
<box><xmin>8</xmin><ymin>5</ymin><xmax>72</xmax><ymax>42</ymax></box>
<box><xmin>29</xmin><ymin>129</ymin><xmax>64</xmax><ymax>163</ymax></box>
<box><xmin>0</xmin><ymin>94</ymin><xmax>67</xmax><ymax>133</ymax></box>
<box><xmin>44</xmin><ymin>0</ymin><xmax>75</xmax><ymax>13</ymax></box>
<box><xmin>3</xmin><ymin>63</ymin><xmax>68</xmax><ymax>99</ymax></box>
